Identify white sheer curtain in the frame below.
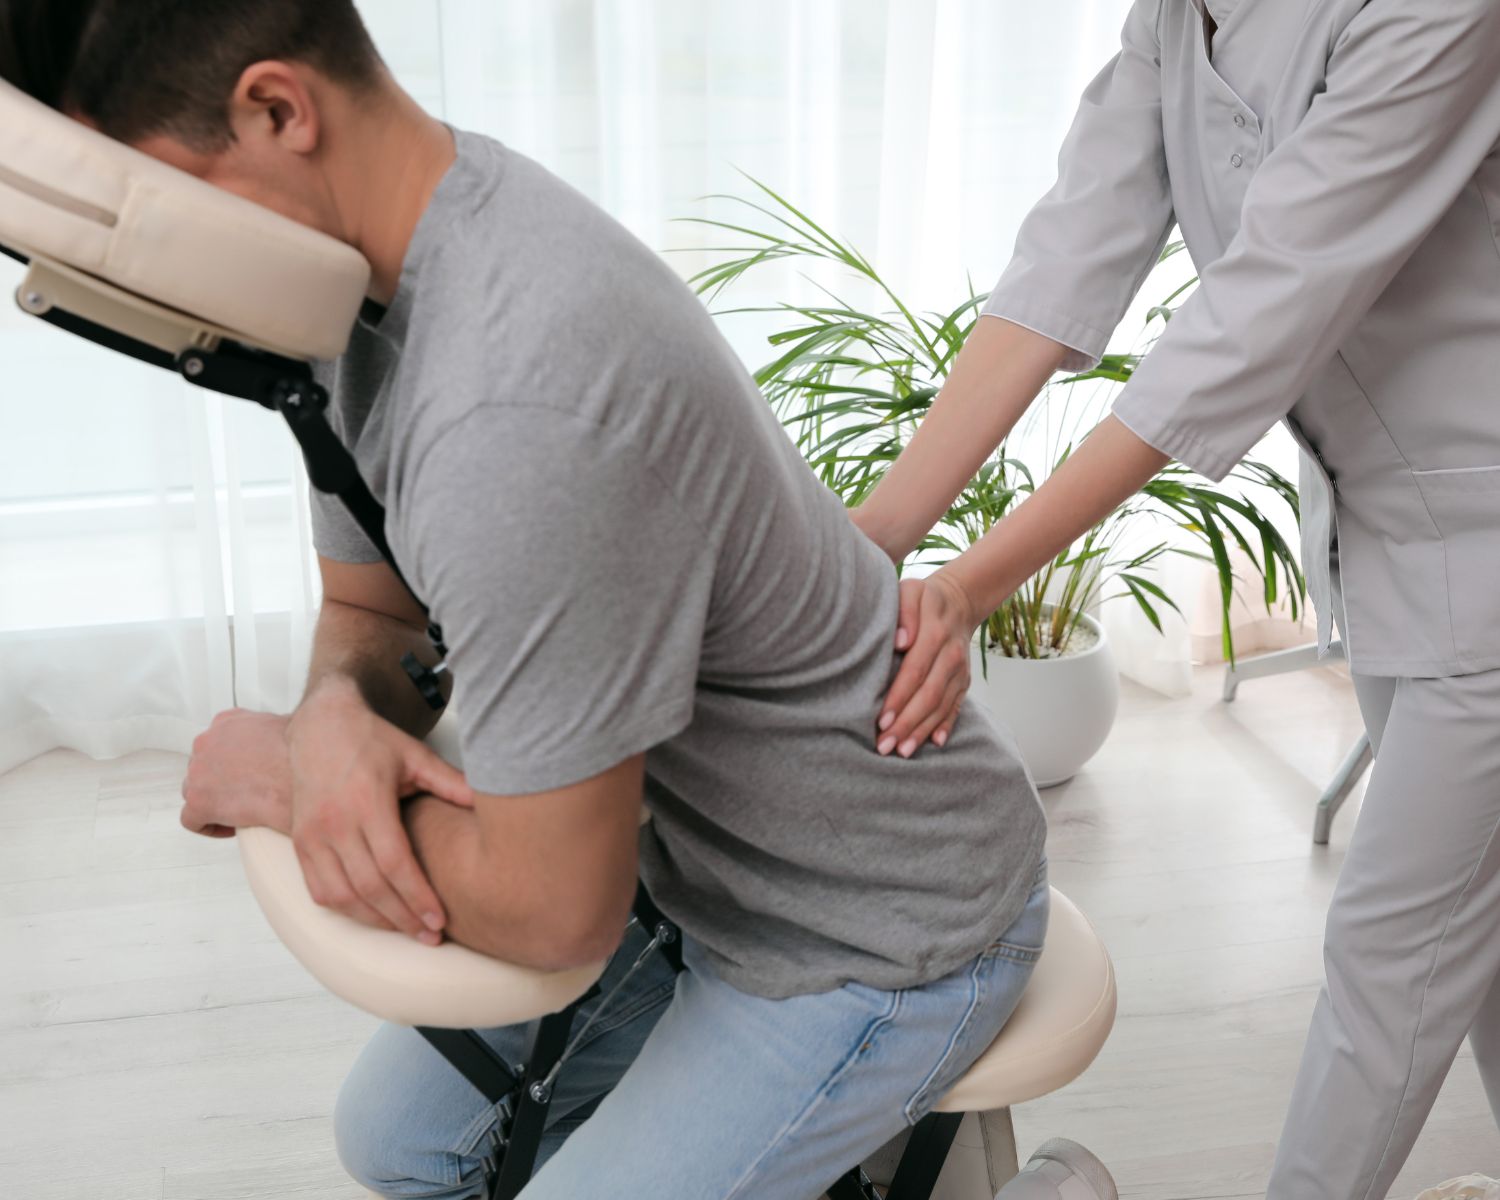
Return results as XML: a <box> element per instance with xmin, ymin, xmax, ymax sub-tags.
<box><xmin>0</xmin><ymin>0</ymin><xmax>1301</xmax><ymax>774</ymax></box>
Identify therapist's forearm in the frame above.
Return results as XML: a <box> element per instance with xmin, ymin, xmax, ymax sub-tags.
<box><xmin>942</xmin><ymin>415</ymin><xmax>1170</xmax><ymax>621</ymax></box>
<box><xmin>856</xmin><ymin>317</ymin><xmax>1073</xmax><ymax>562</ymax></box>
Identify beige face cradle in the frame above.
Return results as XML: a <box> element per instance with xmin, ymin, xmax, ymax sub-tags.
<box><xmin>16</xmin><ymin>254</ymin><xmax>248</xmax><ymax>360</ymax></box>
<box><xmin>0</xmin><ymin>75</ymin><xmax>1117</xmax><ymax>1196</ymax></box>
<box><xmin>0</xmin><ymin>78</ymin><xmax>369</xmax><ymax>360</ymax></box>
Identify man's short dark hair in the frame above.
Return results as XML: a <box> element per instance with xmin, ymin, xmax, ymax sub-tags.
<box><xmin>0</xmin><ymin>0</ymin><xmax>385</xmax><ymax>149</ymax></box>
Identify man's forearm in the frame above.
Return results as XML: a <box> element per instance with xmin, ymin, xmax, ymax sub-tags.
<box><xmin>304</xmin><ymin>599</ymin><xmax>447</xmax><ymax>737</ymax></box>
<box><xmin>943</xmin><ymin>415</ymin><xmax>1170</xmax><ymax>620</ymax></box>
<box><xmin>402</xmin><ymin>794</ymin><xmax>623</xmax><ymax>972</ymax></box>
<box><xmin>856</xmin><ymin>317</ymin><xmax>1072</xmax><ymax>563</ymax></box>
<box><xmin>401</xmin><ymin>796</ymin><xmax>500</xmax><ymax>953</ymax></box>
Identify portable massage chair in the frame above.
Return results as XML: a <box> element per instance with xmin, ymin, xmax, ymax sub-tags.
<box><xmin>0</xmin><ymin>77</ymin><xmax>1119</xmax><ymax>1199</ymax></box>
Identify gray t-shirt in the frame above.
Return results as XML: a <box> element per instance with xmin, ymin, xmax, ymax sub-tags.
<box><xmin>311</xmin><ymin>130</ymin><xmax>1046</xmax><ymax>999</ymax></box>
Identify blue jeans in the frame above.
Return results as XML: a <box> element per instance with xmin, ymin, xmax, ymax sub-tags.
<box><xmin>337</xmin><ymin>863</ymin><xmax>1049</xmax><ymax>1200</ymax></box>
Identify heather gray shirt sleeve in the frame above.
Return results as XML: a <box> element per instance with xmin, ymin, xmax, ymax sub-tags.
<box><xmin>401</xmin><ymin>403</ymin><xmax>711</xmax><ymax>796</ymax></box>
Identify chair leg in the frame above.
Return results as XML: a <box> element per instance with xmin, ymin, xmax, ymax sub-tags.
<box><xmin>1312</xmin><ymin>733</ymin><xmax>1373</xmax><ymax>845</ymax></box>
<box><xmin>920</xmin><ymin>1110</ymin><xmax>1020</xmax><ymax>1199</ymax></box>
<box><xmin>1221</xmin><ymin>640</ymin><xmax>1339</xmax><ymax>702</ymax></box>
<box><xmin>978</xmin><ymin>1108</ymin><xmax>1021</xmax><ymax>1192</ymax></box>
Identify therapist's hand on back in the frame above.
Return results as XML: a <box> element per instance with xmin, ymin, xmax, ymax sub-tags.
<box><xmin>864</xmin><ymin>416</ymin><xmax>1169</xmax><ymax>758</ymax></box>
<box><xmin>876</xmin><ymin>570</ymin><xmax>981</xmax><ymax>757</ymax></box>
<box><xmin>285</xmin><ymin>677</ymin><xmax>475</xmax><ymax>945</ymax></box>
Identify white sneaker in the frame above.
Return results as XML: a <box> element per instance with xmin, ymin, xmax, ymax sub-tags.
<box><xmin>994</xmin><ymin>1138</ymin><xmax>1118</xmax><ymax>1200</ymax></box>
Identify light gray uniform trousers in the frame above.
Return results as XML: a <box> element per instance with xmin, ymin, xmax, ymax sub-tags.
<box><xmin>1268</xmin><ymin>661</ymin><xmax>1500</xmax><ymax>1198</ymax></box>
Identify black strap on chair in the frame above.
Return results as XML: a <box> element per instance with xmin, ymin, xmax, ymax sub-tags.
<box><xmin>171</xmin><ymin>341</ymin><xmax>452</xmax><ymax>711</ymax></box>
<box><xmin>413</xmin><ymin>998</ymin><xmax>592</xmax><ymax>1200</ymax></box>
<box><xmin>4</xmin><ymin>246</ymin><xmax>452</xmax><ymax>711</ymax></box>
<box><xmin>5</xmin><ymin>236</ymin><xmax>450</xmax><ymax>708</ymax></box>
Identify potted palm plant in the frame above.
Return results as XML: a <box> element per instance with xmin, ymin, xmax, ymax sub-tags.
<box><xmin>686</xmin><ymin>182</ymin><xmax>1304</xmax><ymax>786</ymax></box>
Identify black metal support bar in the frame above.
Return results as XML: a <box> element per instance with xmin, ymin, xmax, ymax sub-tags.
<box><xmin>177</xmin><ymin>344</ymin><xmax>449</xmax><ymax>711</ymax></box>
<box><xmin>36</xmin><ymin>304</ymin><xmax>177</xmax><ymax>371</ymax></box>
<box><xmin>10</xmin><ymin>289</ymin><xmax>449</xmax><ymax>711</ymax></box>
<box><xmin>414</xmin><ymin>1027</ymin><xmax>521</xmax><ymax>1108</ymax></box>
<box><xmin>177</xmin><ymin>342</ymin><xmax>306</xmax><ymax>409</ymax></box>
<box><xmin>492</xmin><ymin>1006</ymin><xmax>584</xmax><ymax>1200</ymax></box>
<box><xmin>269</xmin><ymin>382</ymin><xmax>399</xmax><ymax>566</ymax></box>
<box><xmin>827</xmin><ymin>1166</ymin><xmax>886</xmax><ymax>1200</ymax></box>
<box><xmin>883</xmin><ymin>1111</ymin><xmax>965</xmax><ymax>1200</ymax></box>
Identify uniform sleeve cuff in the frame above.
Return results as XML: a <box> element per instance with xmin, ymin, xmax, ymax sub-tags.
<box><xmin>979</xmin><ymin>297</ymin><xmax>1110</xmax><ymax>375</ymax></box>
<box><xmin>1111</xmin><ymin>398</ymin><xmax>1238</xmax><ymax>483</ymax></box>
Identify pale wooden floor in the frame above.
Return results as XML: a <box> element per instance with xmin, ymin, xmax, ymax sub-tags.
<box><xmin>2</xmin><ymin>665</ymin><xmax>1496</xmax><ymax>1199</ymax></box>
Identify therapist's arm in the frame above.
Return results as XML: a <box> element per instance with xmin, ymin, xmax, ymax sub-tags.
<box><xmin>854</xmin><ymin>319</ymin><xmax>1072</xmax><ymax>565</ymax></box>
<box><xmin>1109</xmin><ymin>0</ymin><xmax>1500</xmax><ymax>480</ymax></box>
<box><xmin>941</xmin><ymin>416</ymin><xmax>1169</xmax><ymax>629</ymax></box>
<box><xmin>877</xmin><ymin>417</ymin><xmax>1167</xmax><ymax>755</ymax></box>
<box><xmin>857</xmin><ymin>0</ymin><xmax>1173</xmax><ymax>566</ymax></box>
<box><xmin>880</xmin><ymin>0</ymin><xmax>1500</xmax><ymax>752</ymax></box>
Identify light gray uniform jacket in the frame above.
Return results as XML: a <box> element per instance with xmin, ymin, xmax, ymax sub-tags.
<box><xmin>986</xmin><ymin>0</ymin><xmax>1500</xmax><ymax>677</ymax></box>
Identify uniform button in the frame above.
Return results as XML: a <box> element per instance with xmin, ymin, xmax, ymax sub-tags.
<box><xmin>1233</xmin><ymin>113</ymin><xmax>1246</xmax><ymax>127</ymax></box>
<box><xmin>1230</xmin><ymin>153</ymin><xmax>1244</xmax><ymax>168</ymax></box>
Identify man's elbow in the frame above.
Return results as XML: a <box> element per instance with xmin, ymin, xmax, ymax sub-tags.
<box><xmin>520</xmin><ymin>910</ymin><xmax>626</xmax><ymax>973</ymax></box>
<box><xmin>459</xmin><ymin>896</ymin><xmax>630</xmax><ymax>974</ymax></box>
<box><xmin>535</xmin><ymin>916</ymin><xmax>628</xmax><ymax>973</ymax></box>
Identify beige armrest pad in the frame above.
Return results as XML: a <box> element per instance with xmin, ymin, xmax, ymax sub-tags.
<box><xmin>238</xmin><ymin>826</ymin><xmax>606</xmax><ymax>1030</ymax></box>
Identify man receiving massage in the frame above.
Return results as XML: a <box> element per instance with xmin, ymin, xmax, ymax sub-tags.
<box><xmin>0</xmin><ymin>2</ymin><xmax>1091</xmax><ymax>1197</ymax></box>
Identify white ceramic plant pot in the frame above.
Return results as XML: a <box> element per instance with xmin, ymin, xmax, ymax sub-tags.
<box><xmin>967</xmin><ymin>611</ymin><xmax>1120</xmax><ymax>789</ymax></box>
